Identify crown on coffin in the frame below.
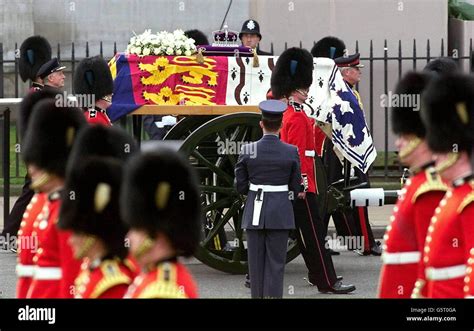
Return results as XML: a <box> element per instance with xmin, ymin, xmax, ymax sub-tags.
<box><xmin>211</xmin><ymin>24</ymin><xmax>239</xmax><ymax>47</ymax></box>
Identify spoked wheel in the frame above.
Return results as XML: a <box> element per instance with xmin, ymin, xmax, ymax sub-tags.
<box><xmin>164</xmin><ymin>116</ymin><xmax>214</xmax><ymax>140</ymax></box>
<box><xmin>179</xmin><ymin>113</ymin><xmax>300</xmax><ymax>274</ymax></box>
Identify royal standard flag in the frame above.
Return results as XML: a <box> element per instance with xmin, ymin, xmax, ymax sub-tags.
<box><xmin>107</xmin><ymin>53</ymin><xmax>276</xmax><ymax>121</ymax></box>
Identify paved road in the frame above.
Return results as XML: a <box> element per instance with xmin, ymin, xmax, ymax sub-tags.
<box><xmin>0</xmin><ymin>247</ymin><xmax>383</xmax><ymax>299</ymax></box>
<box><xmin>1</xmin><ymin>199</ymin><xmax>391</xmax><ymax>298</ymax></box>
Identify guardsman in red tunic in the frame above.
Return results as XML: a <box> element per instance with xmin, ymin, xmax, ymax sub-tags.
<box><xmin>272</xmin><ymin>47</ymin><xmax>355</xmax><ymax>294</ymax></box>
<box><xmin>121</xmin><ymin>150</ymin><xmax>201</xmax><ymax>298</ymax></box>
<box><xmin>58</xmin><ymin>159</ymin><xmax>137</xmax><ymax>298</ymax></box>
<box><xmin>21</xmin><ymin>99</ymin><xmax>87</xmax><ymax>298</ymax></box>
<box><xmin>74</xmin><ymin>56</ymin><xmax>113</xmax><ymax>126</ymax></box>
<box><xmin>378</xmin><ymin>72</ymin><xmax>448</xmax><ymax>298</ymax></box>
<box><xmin>416</xmin><ymin>73</ymin><xmax>474</xmax><ymax>298</ymax></box>
<box><xmin>15</xmin><ymin>89</ymin><xmax>61</xmax><ymax>297</ymax></box>
<box><xmin>57</xmin><ymin>125</ymin><xmax>138</xmax><ymax>298</ymax></box>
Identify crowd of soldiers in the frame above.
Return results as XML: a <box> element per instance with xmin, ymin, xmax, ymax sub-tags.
<box><xmin>0</xmin><ymin>18</ymin><xmax>473</xmax><ymax>299</ymax></box>
<box><xmin>2</xmin><ymin>35</ymin><xmax>200</xmax><ymax>298</ymax></box>
<box><xmin>379</xmin><ymin>59</ymin><xmax>474</xmax><ymax>299</ymax></box>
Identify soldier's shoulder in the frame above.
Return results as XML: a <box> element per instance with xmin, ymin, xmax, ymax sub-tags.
<box><xmin>457</xmin><ymin>181</ymin><xmax>474</xmax><ymax>214</ymax></box>
<box><xmin>412</xmin><ymin>168</ymin><xmax>448</xmax><ymax>203</ymax></box>
<box><xmin>138</xmin><ymin>262</ymin><xmax>190</xmax><ymax>298</ymax></box>
<box><xmin>280</xmin><ymin>140</ymin><xmax>298</xmax><ymax>152</ymax></box>
<box><xmin>89</xmin><ymin>259</ymin><xmax>134</xmax><ymax>298</ymax></box>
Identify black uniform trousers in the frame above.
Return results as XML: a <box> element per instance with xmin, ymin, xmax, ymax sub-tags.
<box><xmin>322</xmin><ymin>140</ymin><xmax>376</xmax><ymax>251</ymax></box>
<box><xmin>1</xmin><ymin>175</ymin><xmax>33</xmax><ymax>242</ymax></box>
<box><xmin>294</xmin><ymin>193</ymin><xmax>337</xmax><ymax>289</ymax></box>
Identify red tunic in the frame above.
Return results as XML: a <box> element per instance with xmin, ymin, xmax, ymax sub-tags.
<box><xmin>378</xmin><ymin>167</ymin><xmax>447</xmax><ymax>298</ymax></box>
<box><xmin>74</xmin><ymin>258</ymin><xmax>137</xmax><ymax>299</ymax></box>
<box><xmin>280</xmin><ymin>103</ymin><xmax>316</xmax><ymax>193</ymax></box>
<box><xmin>421</xmin><ymin>177</ymin><xmax>474</xmax><ymax>298</ymax></box>
<box><xmin>27</xmin><ymin>191</ymin><xmax>82</xmax><ymax>298</ymax></box>
<box><xmin>16</xmin><ymin>193</ymin><xmax>47</xmax><ymax>298</ymax></box>
<box><xmin>84</xmin><ymin>108</ymin><xmax>112</xmax><ymax>126</ymax></box>
<box><xmin>124</xmin><ymin>261</ymin><xmax>198</xmax><ymax>298</ymax></box>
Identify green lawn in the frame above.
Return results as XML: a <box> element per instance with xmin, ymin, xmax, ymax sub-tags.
<box><xmin>0</xmin><ymin>124</ymin><xmax>27</xmax><ymax>194</ymax></box>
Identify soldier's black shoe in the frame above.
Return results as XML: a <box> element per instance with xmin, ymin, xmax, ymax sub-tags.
<box><xmin>328</xmin><ymin>248</ymin><xmax>340</xmax><ymax>256</ymax></box>
<box><xmin>318</xmin><ymin>281</ymin><xmax>356</xmax><ymax>294</ymax></box>
<box><xmin>304</xmin><ymin>275</ymin><xmax>343</xmax><ymax>285</ymax></box>
<box><xmin>362</xmin><ymin>244</ymin><xmax>383</xmax><ymax>256</ymax></box>
<box><xmin>369</xmin><ymin>244</ymin><xmax>382</xmax><ymax>256</ymax></box>
<box><xmin>357</xmin><ymin>241</ymin><xmax>383</xmax><ymax>256</ymax></box>
<box><xmin>244</xmin><ymin>274</ymin><xmax>250</xmax><ymax>288</ymax></box>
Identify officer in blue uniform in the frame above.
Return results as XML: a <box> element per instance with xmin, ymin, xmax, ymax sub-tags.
<box><xmin>235</xmin><ymin>100</ymin><xmax>301</xmax><ymax>298</ymax></box>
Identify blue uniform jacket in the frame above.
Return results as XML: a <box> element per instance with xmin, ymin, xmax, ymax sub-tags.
<box><xmin>235</xmin><ymin>134</ymin><xmax>301</xmax><ymax>230</ymax></box>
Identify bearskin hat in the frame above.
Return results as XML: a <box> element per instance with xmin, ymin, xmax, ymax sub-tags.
<box><xmin>311</xmin><ymin>36</ymin><xmax>346</xmax><ymax>59</ymax></box>
<box><xmin>391</xmin><ymin>71</ymin><xmax>432</xmax><ymax>138</ymax></box>
<box><xmin>423</xmin><ymin>57</ymin><xmax>459</xmax><ymax>76</ymax></box>
<box><xmin>19</xmin><ymin>36</ymin><xmax>52</xmax><ymax>82</ymax></box>
<box><xmin>420</xmin><ymin>73</ymin><xmax>474</xmax><ymax>153</ymax></box>
<box><xmin>73</xmin><ymin>56</ymin><xmax>113</xmax><ymax>100</ymax></box>
<box><xmin>184</xmin><ymin>29</ymin><xmax>209</xmax><ymax>46</ymax></box>
<box><xmin>120</xmin><ymin>149</ymin><xmax>201</xmax><ymax>257</ymax></box>
<box><xmin>18</xmin><ymin>87</ymin><xmax>60</xmax><ymax>139</ymax></box>
<box><xmin>270</xmin><ymin>47</ymin><xmax>314</xmax><ymax>99</ymax></box>
<box><xmin>22</xmin><ymin>99</ymin><xmax>87</xmax><ymax>178</ymax></box>
<box><xmin>58</xmin><ymin>157</ymin><xmax>128</xmax><ymax>259</ymax></box>
<box><xmin>66</xmin><ymin>125</ymin><xmax>138</xmax><ymax>176</ymax></box>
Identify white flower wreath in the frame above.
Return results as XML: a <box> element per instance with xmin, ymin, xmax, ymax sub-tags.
<box><xmin>126</xmin><ymin>29</ymin><xmax>197</xmax><ymax>56</ymax></box>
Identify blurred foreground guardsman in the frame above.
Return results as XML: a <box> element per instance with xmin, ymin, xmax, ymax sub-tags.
<box><xmin>378</xmin><ymin>72</ymin><xmax>448</xmax><ymax>298</ymax></box>
<box><xmin>235</xmin><ymin>100</ymin><xmax>301</xmax><ymax>298</ymax></box>
<box><xmin>22</xmin><ymin>99</ymin><xmax>87</xmax><ymax>298</ymax></box>
<box><xmin>121</xmin><ymin>149</ymin><xmax>201</xmax><ymax>298</ymax></box>
<box><xmin>1</xmin><ymin>36</ymin><xmax>52</xmax><ymax>254</ymax></box>
<box><xmin>74</xmin><ymin>56</ymin><xmax>114</xmax><ymax>126</ymax></box>
<box><xmin>419</xmin><ymin>73</ymin><xmax>474</xmax><ymax>298</ymax></box>
<box><xmin>58</xmin><ymin>126</ymin><xmax>138</xmax><ymax>298</ymax></box>
<box><xmin>15</xmin><ymin>90</ymin><xmax>58</xmax><ymax>298</ymax></box>
<box><xmin>272</xmin><ymin>47</ymin><xmax>355</xmax><ymax>294</ymax></box>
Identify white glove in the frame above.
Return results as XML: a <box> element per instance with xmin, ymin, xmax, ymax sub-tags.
<box><xmin>162</xmin><ymin>115</ymin><xmax>177</xmax><ymax>126</ymax></box>
<box><xmin>154</xmin><ymin>116</ymin><xmax>177</xmax><ymax>128</ymax></box>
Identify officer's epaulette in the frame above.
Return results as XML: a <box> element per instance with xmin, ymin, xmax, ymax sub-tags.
<box><xmin>90</xmin><ymin>260</ymin><xmax>132</xmax><ymax>298</ymax></box>
<box><xmin>412</xmin><ymin>168</ymin><xmax>448</xmax><ymax>203</ymax></box>
<box><xmin>139</xmin><ymin>262</ymin><xmax>187</xmax><ymax>299</ymax></box>
<box><xmin>456</xmin><ymin>181</ymin><xmax>474</xmax><ymax>214</ymax></box>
